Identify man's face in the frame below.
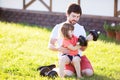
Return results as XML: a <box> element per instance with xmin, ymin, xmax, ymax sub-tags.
<box><xmin>67</xmin><ymin>12</ymin><xmax>80</xmax><ymax>25</ymax></box>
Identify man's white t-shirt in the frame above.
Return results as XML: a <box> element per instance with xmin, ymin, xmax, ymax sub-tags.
<box><xmin>49</xmin><ymin>22</ymin><xmax>86</xmax><ymax>56</ymax></box>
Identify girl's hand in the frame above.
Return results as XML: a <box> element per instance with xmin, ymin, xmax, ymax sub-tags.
<box><xmin>58</xmin><ymin>47</ymin><xmax>70</xmax><ymax>53</ymax></box>
<box><xmin>80</xmin><ymin>46</ymin><xmax>87</xmax><ymax>51</ymax></box>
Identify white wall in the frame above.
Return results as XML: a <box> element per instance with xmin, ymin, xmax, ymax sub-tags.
<box><xmin>0</xmin><ymin>0</ymin><xmax>23</xmax><ymax>9</ymax></box>
<box><xmin>81</xmin><ymin>0</ymin><xmax>114</xmax><ymax>16</ymax></box>
<box><xmin>0</xmin><ymin>0</ymin><xmax>120</xmax><ymax>17</ymax></box>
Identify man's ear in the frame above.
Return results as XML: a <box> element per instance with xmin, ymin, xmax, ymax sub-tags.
<box><xmin>66</xmin><ymin>12</ymin><xmax>69</xmax><ymax>17</ymax></box>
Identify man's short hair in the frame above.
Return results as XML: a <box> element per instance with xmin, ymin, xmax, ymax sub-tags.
<box><xmin>67</xmin><ymin>3</ymin><xmax>82</xmax><ymax>15</ymax></box>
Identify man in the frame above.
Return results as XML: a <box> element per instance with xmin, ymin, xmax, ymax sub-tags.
<box><xmin>48</xmin><ymin>3</ymin><xmax>93</xmax><ymax>77</ymax></box>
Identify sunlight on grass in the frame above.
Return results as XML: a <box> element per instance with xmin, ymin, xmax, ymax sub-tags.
<box><xmin>0</xmin><ymin>21</ymin><xmax>120</xmax><ymax>80</ymax></box>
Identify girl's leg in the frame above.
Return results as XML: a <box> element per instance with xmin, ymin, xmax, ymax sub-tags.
<box><xmin>72</xmin><ymin>56</ymin><xmax>82</xmax><ymax>78</ymax></box>
<box><xmin>59</xmin><ymin>55</ymin><xmax>70</xmax><ymax>78</ymax></box>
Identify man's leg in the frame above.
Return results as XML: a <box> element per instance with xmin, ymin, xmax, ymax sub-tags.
<box><xmin>81</xmin><ymin>55</ymin><xmax>94</xmax><ymax>76</ymax></box>
<box><xmin>53</xmin><ymin>67</ymin><xmax>74</xmax><ymax>77</ymax></box>
<box><xmin>64</xmin><ymin>55</ymin><xmax>94</xmax><ymax>77</ymax></box>
<box><xmin>64</xmin><ymin>63</ymin><xmax>75</xmax><ymax>76</ymax></box>
<box><xmin>82</xmin><ymin>69</ymin><xmax>93</xmax><ymax>76</ymax></box>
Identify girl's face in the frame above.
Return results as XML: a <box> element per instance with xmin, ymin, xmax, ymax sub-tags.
<box><xmin>68</xmin><ymin>30</ymin><xmax>74</xmax><ymax>38</ymax></box>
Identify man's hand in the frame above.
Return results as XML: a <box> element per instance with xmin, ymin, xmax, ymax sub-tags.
<box><xmin>88</xmin><ymin>30</ymin><xmax>100</xmax><ymax>41</ymax></box>
<box><xmin>86</xmin><ymin>34</ymin><xmax>93</xmax><ymax>41</ymax></box>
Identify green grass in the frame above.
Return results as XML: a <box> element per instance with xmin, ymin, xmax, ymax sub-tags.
<box><xmin>0</xmin><ymin>21</ymin><xmax>120</xmax><ymax>80</ymax></box>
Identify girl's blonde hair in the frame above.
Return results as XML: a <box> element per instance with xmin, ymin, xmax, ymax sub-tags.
<box><xmin>60</xmin><ymin>23</ymin><xmax>74</xmax><ymax>39</ymax></box>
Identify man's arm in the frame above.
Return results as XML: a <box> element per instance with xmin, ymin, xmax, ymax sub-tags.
<box><xmin>48</xmin><ymin>38</ymin><xmax>58</xmax><ymax>51</ymax></box>
<box><xmin>48</xmin><ymin>38</ymin><xmax>69</xmax><ymax>53</ymax></box>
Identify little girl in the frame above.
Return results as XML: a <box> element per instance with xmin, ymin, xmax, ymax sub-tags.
<box><xmin>59</xmin><ymin>23</ymin><xmax>83</xmax><ymax>79</ymax></box>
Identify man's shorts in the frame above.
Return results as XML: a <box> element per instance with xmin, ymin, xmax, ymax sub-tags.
<box><xmin>65</xmin><ymin>55</ymin><xmax>93</xmax><ymax>72</ymax></box>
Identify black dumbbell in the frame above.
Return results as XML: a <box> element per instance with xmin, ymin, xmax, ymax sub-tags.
<box><xmin>78</xmin><ymin>35</ymin><xmax>88</xmax><ymax>46</ymax></box>
<box><xmin>39</xmin><ymin>67</ymin><xmax>51</xmax><ymax>76</ymax></box>
<box><xmin>37</xmin><ymin>64</ymin><xmax>56</xmax><ymax>71</ymax></box>
<box><xmin>46</xmin><ymin>70</ymin><xmax>58</xmax><ymax>78</ymax></box>
<box><xmin>89</xmin><ymin>29</ymin><xmax>100</xmax><ymax>41</ymax></box>
<box><xmin>37</xmin><ymin>64</ymin><xmax>56</xmax><ymax>76</ymax></box>
<box><xmin>39</xmin><ymin>67</ymin><xmax>58</xmax><ymax>78</ymax></box>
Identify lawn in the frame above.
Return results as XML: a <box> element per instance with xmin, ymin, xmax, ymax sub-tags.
<box><xmin>0</xmin><ymin>21</ymin><xmax>120</xmax><ymax>80</ymax></box>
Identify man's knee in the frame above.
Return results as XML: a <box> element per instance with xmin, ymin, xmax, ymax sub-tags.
<box><xmin>82</xmin><ymin>69</ymin><xmax>93</xmax><ymax>77</ymax></box>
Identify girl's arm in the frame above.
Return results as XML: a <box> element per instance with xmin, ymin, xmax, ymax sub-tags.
<box><xmin>67</xmin><ymin>44</ymin><xmax>81</xmax><ymax>51</ymax></box>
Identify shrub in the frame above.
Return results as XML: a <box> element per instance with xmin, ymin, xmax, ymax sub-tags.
<box><xmin>115</xmin><ymin>23</ymin><xmax>120</xmax><ymax>32</ymax></box>
<box><xmin>103</xmin><ymin>22</ymin><xmax>116</xmax><ymax>31</ymax></box>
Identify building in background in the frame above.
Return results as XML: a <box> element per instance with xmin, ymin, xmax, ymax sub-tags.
<box><xmin>0</xmin><ymin>0</ymin><xmax>120</xmax><ymax>17</ymax></box>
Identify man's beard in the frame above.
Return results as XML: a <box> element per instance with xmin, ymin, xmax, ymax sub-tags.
<box><xmin>69</xmin><ymin>20</ymin><xmax>77</xmax><ymax>25</ymax></box>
